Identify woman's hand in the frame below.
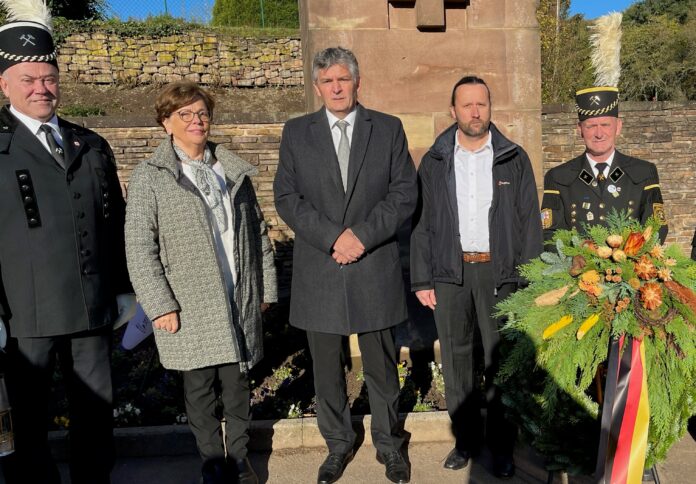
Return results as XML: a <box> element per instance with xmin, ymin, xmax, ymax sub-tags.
<box><xmin>260</xmin><ymin>303</ymin><xmax>270</xmax><ymax>313</ymax></box>
<box><xmin>154</xmin><ymin>311</ymin><xmax>180</xmax><ymax>333</ymax></box>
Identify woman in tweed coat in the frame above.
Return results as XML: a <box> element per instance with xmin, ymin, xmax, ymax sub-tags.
<box><xmin>125</xmin><ymin>82</ymin><xmax>276</xmax><ymax>484</ymax></box>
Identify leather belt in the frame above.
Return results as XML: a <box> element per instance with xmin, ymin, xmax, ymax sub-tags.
<box><xmin>462</xmin><ymin>252</ymin><xmax>491</xmax><ymax>263</ymax></box>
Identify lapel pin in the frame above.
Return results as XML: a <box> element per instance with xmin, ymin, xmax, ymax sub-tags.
<box><xmin>586</xmin><ymin>212</ymin><xmax>594</xmax><ymax>221</ymax></box>
<box><xmin>74</xmin><ymin>141</ymin><xmax>80</xmax><ymax>146</ymax></box>
<box><xmin>607</xmin><ymin>185</ymin><xmax>616</xmax><ymax>193</ymax></box>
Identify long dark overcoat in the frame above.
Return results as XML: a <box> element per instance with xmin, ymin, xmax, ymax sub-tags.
<box><xmin>274</xmin><ymin>104</ymin><xmax>417</xmax><ymax>335</ymax></box>
<box><xmin>0</xmin><ymin>105</ymin><xmax>130</xmax><ymax>337</ymax></box>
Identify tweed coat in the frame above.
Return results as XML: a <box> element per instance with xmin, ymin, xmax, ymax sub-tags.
<box><xmin>125</xmin><ymin>139</ymin><xmax>277</xmax><ymax>371</ymax></box>
<box><xmin>274</xmin><ymin>105</ymin><xmax>417</xmax><ymax>335</ymax></box>
<box><xmin>0</xmin><ymin>105</ymin><xmax>130</xmax><ymax>337</ymax></box>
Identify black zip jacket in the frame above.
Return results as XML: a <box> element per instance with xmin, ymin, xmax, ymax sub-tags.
<box><xmin>410</xmin><ymin>122</ymin><xmax>543</xmax><ymax>290</ymax></box>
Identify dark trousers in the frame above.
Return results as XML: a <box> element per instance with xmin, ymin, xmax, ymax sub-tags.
<box><xmin>306</xmin><ymin>328</ymin><xmax>403</xmax><ymax>455</ymax></box>
<box><xmin>182</xmin><ymin>362</ymin><xmax>250</xmax><ymax>464</ymax></box>
<box><xmin>2</xmin><ymin>328</ymin><xmax>114</xmax><ymax>484</ymax></box>
<box><xmin>434</xmin><ymin>262</ymin><xmax>517</xmax><ymax>456</ymax></box>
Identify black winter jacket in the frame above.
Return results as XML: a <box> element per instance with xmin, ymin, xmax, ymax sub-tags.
<box><xmin>410</xmin><ymin>122</ymin><xmax>543</xmax><ymax>290</ymax></box>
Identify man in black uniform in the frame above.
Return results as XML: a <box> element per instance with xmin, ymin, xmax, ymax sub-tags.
<box><xmin>0</xmin><ymin>6</ymin><xmax>133</xmax><ymax>484</ymax></box>
<box><xmin>541</xmin><ymin>86</ymin><xmax>668</xmax><ymax>242</ymax></box>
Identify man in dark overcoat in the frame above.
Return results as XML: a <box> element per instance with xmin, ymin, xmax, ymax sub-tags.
<box><xmin>274</xmin><ymin>47</ymin><xmax>416</xmax><ymax>484</ymax></box>
<box><xmin>0</xmin><ymin>8</ymin><xmax>133</xmax><ymax>484</ymax></box>
<box><xmin>541</xmin><ymin>87</ymin><xmax>668</xmax><ymax>242</ymax></box>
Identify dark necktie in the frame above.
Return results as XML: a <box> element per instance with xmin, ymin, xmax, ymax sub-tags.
<box><xmin>39</xmin><ymin>124</ymin><xmax>65</xmax><ymax>169</ymax></box>
<box><xmin>595</xmin><ymin>162</ymin><xmax>608</xmax><ymax>192</ymax></box>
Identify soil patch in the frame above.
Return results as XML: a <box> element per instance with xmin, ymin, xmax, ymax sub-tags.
<box><xmin>1</xmin><ymin>84</ymin><xmax>306</xmax><ymax>118</ymax></box>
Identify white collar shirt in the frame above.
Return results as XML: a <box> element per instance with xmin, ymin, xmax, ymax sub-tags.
<box><xmin>454</xmin><ymin>130</ymin><xmax>494</xmax><ymax>252</ymax></box>
<box><xmin>325</xmin><ymin>108</ymin><xmax>357</xmax><ymax>155</ymax></box>
<box><xmin>586</xmin><ymin>150</ymin><xmax>616</xmax><ymax>178</ymax></box>
<box><xmin>10</xmin><ymin>105</ymin><xmax>63</xmax><ymax>154</ymax></box>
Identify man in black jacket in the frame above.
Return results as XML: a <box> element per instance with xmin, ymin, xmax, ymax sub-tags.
<box><xmin>410</xmin><ymin>76</ymin><xmax>543</xmax><ymax>479</ymax></box>
<box><xmin>0</xmin><ymin>8</ymin><xmax>133</xmax><ymax>484</ymax></box>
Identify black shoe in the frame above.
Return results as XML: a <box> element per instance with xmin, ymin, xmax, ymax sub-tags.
<box><xmin>493</xmin><ymin>454</ymin><xmax>515</xmax><ymax>480</ymax></box>
<box><xmin>642</xmin><ymin>466</ymin><xmax>656</xmax><ymax>482</ymax></box>
<box><xmin>443</xmin><ymin>448</ymin><xmax>470</xmax><ymax>470</ymax></box>
<box><xmin>317</xmin><ymin>451</ymin><xmax>353</xmax><ymax>484</ymax></box>
<box><xmin>233</xmin><ymin>457</ymin><xmax>259</xmax><ymax>484</ymax></box>
<box><xmin>201</xmin><ymin>458</ymin><xmax>229</xmax><ymax>484</ymax></box>
<box><xmin>378</xmin><ymin>450</ymin><xmax>410</xmax><ymax>483</ymax></box>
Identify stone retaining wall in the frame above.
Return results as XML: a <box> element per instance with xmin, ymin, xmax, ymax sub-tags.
<box><xmin>73</xmin><ymin>101</ymin><xmax>694</xmax><ymax>297</ymax></box>
<box><xmin>57</xmin><ymin>33</ymin><xmax>303</xmax><ymax>87</ymax></box>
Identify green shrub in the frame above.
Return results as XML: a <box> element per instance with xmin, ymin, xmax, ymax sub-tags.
<box><xmin>212</xmin><ymin>0</ymin><xmax>299</xmax><ymax>28</ymax></box>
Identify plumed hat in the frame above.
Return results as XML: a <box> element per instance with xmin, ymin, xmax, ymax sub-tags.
<box><xmin>0</xmin><ymin>0</ymin><xmax>57</xmax><ymax>72</ymax></box>
<box><xmin>576</xmin><ymin>13</ymin><xmax>622</xmax><ymax>121</ymax></box>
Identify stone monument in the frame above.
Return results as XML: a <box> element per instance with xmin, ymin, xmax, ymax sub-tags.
<box><xmin>298</xmin><ymin>0</ymin><xmax>542</xmax><ymax>361</ymax></box>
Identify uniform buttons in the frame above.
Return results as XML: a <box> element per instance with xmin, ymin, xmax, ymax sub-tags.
<box><xmin>20</xmin><ymin>184</ymin><xmax>30</xmax><ymax>192</ymax></box>
<box><xmin>18</xmin><ymin>173</ymin><xmax>28</xmax><ymax>181</ymax></box>
<box><xmin>82</xmin><ymin>268</ymin><xmax>89</xmax><ymax>275</ymax></box>
<box><xmin>599</xmin><ymin>215</ymin><xmax>605</xmax><ymax>221</ymax></box>
<box><xmin>23</xmin><ymin>196</ymin><xmax>33</xmax><ymax>204</ymax></box>
<box><xmin>66</xmin><ymin>173</ymin><xmax>74</xmax><ymax>182</ymax></box>
<box><xmin>81</xmin><ymin>249</ymin><xmax>91</xmax><ymax>256</ymax></box>
<box><xmin>571</xmin><ymin>218</ymin><xmax>576</xmax><ymax>223</ymax></box>
<box><xmin>103</xmin><ymin>191</ymin><xmax>109</xmax><ymax>199</ymax></box>
<box><xmin>26</xmin><ymin>208</ymin><xmax>36</xmax><ymax>215</ymax></box>
<box><xmin>103</xmin><ymin>202</ymin><xmax>109</xmax><ymax>209</ymax></box>
<box><xmin>628</xmin><ymin>201</ymin><xmax>634</xmax><ymax>206</ymax></box>
<box><xmin>73</xmin><ymin>192</ymin><xmax>81</xmax><ymax>199</ymax></box>
<box><xmin>571</xmin><ymin>203</ymin><xmax>577</xmax><ymax>208</ymax></box>
<box><xmin>599</xmin><ymin>203</ymin><xmax>606</xmax><ymax>209</ymax></box>
<box><xmin>28</xmin><ymin>218</ymin><xmax>39</xmax><ymax>226</ymax></box>
<box><xmin>571</xmin><ymin>211</ymin><xmax>576</xmax><ymax>216</ymax></box>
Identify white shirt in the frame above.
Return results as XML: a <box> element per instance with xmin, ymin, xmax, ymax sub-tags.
<box><xmin>586</xmin><ymin>150</ymin><xmax>616</xmax><ymax>178</ymax></box>
<box><xmin>10</xmin><ymin>105</ymin><xmax>63</xmax><ymax>155</ymax></box>
<box><xmin>454</xmin><ymin>130</ymin><xmax>494</xmax><ymax>252</ymax></box>
<box><xmin>325</xmin><ymin>108</ymin><xmax>357</xmax><ymax>156</ymax></box>
<box><xmin>180</xmin><ymin>161</ymin><xmax>237</xmax><ymax>296</ymax></box>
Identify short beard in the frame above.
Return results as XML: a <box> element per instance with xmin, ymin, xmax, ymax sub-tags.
<box><xmin>460</xmin><ymin>119</ymin><xmax>490</xmax><ymax>138</ymax></box>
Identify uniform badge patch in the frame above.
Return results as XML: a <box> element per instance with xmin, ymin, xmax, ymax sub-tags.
<box><xmin>579</xmin><ymin>169</ymin><xmax>594</xmax><ymax>186</ymax></box>
<box><xmin>541</xmin><ymin>208</ymin><xmax>553</xmax><ymax>229</ymax></box>
<box><xmin>653</xmin><ymin>203</ymin><xmax>667</xmax><ymax>225</ymax></box>
<box><xmin>609</xmin><ymin>167</ymin><xmax>624</xmax><ymax>183</ymax></box>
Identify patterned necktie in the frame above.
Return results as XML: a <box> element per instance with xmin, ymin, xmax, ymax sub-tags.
<box><xmin>595</xmin><ymin>162</ymin><xmax>608</xmax><ymax>192</ymax></box>
<box><xmin>335</xmin><ymin>120</ymin><xmax>350</xmax><ymax>191</ymax></box>
<box><xmin>39</xmin><ymin>124</ymin><xmax>65</xmax><ymax>169</ymax></box>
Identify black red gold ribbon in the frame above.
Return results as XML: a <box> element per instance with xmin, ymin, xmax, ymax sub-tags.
<box><xmin>595</xmin><ymin>335</ymin><xmax>650</xmax><ymax>483</ymax></box>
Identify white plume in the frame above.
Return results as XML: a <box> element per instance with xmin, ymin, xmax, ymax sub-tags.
<box><xmin>589</xmin><ymin>12</ymin><xmax>622</xmax><ymax>87</ymax></box>
<box><xmin>0</xmin><ymin>0</ymin><xmax>53</xmax><ymax>31</ymax></box>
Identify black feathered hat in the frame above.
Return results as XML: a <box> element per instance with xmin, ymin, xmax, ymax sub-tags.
<box><xmin>0</xmin><ymin>1</ymin><xmax>57</xmax><ymax>73</ymax></box>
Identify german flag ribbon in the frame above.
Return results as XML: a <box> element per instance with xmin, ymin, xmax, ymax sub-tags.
<box><xmin>595</xmin><ymin>335</ymin><xmax>650</xmax><ymax>483</ymax></box>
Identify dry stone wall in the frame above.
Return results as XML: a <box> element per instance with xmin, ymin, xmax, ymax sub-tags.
<box><xmin>57</xmin><ymin>33</ymin><xmax>303</xmax><ymax>87</ymax></box>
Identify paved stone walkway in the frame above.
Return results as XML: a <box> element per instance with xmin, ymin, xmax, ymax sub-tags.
<box><xmin>56</xmin><ymin>432</ymin><xmax>695</xmax><ymax>483</ymax></box>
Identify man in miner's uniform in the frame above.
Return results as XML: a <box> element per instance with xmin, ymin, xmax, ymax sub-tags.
<box><xmin>540</xmin><ymin>86</ymin><xmax>668</xmax><ymax>242</ymax></box>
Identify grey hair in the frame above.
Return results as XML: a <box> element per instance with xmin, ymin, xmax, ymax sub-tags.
<box><xmin>311</xmin><ymin>47</ymin><xmax>360</xmax><ymax>82</ymax></box>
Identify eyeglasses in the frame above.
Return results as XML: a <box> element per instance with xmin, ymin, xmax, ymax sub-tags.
<box><xmin>174</xmin><ymin>110</ymin><xmax>211</xmax><ymax>123</ymax></box>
